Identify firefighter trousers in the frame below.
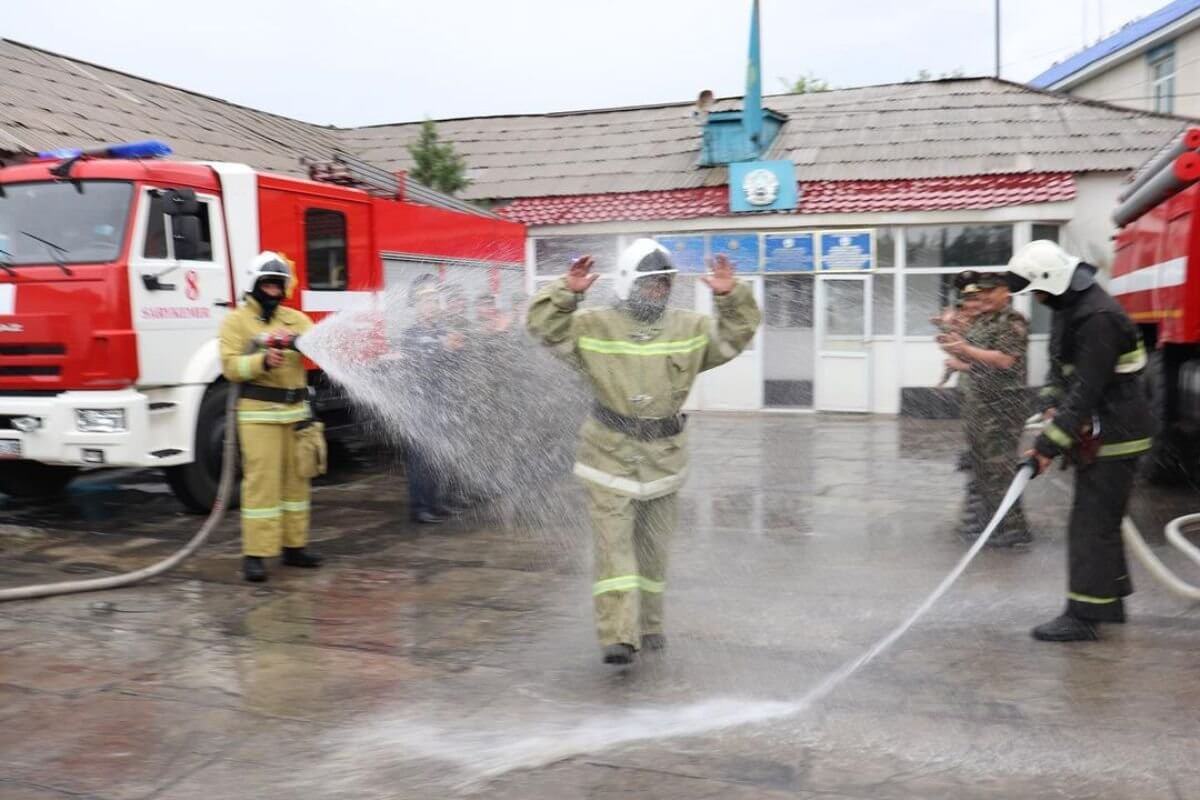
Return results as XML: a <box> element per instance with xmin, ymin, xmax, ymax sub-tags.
<box><xmin>1066</xmin><ymin>457</ymin><xmax>1137</xmax><ymax>622</ymax></box>
<box><xmin>239</xmin><ymin>421</ymin><xmax>310</xmax><ymax>557</ymax></box>
<box><xmin>584</xmin><ymin>482</ymin><xmax>677</xmax><ymax>649</ymax></box>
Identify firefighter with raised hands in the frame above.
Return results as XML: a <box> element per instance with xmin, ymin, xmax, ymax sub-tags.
<box><xmin>1005</xmin><ymin>240</ymin><xmax>1154</xmax><ymax>641</ymax></box>
<box><xmin>527</xmin><ymin>240</ymin><xmax>761</xmax><ymax>665</ymax></box>
<box><xmin>219</xmin><ymin>251</ymin><xmax>322</xmax><ymax>583</ymax></box>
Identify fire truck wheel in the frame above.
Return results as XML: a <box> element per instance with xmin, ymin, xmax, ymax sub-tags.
<box><xmin>0</xmin><ymin>462</ymin><xmax>78</xmax><ymax>499</ymax></box>
<box><xmin>1143</xmin><ymin>349</ymin><xmax>1192</xmax><ymax>485</ymax></box>
<box><xmin>165</xmin><ymin>383</ymin><xmax>241</xmax><ymax>513</ymax></box>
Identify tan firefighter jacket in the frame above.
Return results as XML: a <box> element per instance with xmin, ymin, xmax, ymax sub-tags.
<box><xmin>219</xmin><ymin>295</ymin><xmax>314</xmax><ymax>424</ymax></box>
<box><xmin>527</xmin><ymin>278</ymin><xmax>761</xmax><ymax>499</ymax></box>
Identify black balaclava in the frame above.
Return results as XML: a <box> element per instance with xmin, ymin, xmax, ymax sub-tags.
<box><xmin>251</xmin><ymin>277</ymin><xmax>285</xmax><ymax>321</ymax></box>
<box><xmin>624</xmin><ymin>248</ymin><xmax>675</xmax><ymax>322</ymax></box>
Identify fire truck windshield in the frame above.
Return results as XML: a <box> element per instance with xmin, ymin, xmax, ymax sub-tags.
<box><xmin>0</xmin><ymin>180</ymin><xmax>133</xmax><ymax>267</ymax></box>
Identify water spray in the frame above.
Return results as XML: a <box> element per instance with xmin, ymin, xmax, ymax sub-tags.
<box><xmin>343</xmin><ymin>462</ymin><xmax>1040</xmax><ymax>786</ymax></box>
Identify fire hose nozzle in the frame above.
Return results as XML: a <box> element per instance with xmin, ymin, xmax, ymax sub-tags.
<box><xmin>254</xmin><ymin>331</ymin><xmax>300</xmax><ymax>351</ymax></box>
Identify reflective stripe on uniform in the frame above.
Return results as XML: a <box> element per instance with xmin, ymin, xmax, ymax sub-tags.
<box><xmin>1068</xmin><ymin>591</ymin><xmax>1120</xmax><ymax>605</ymax></box>
<box><xmin>1115</xmin><ymin>342</ymin><xmax>1147</xmax><ymax>374</ymax></box>
<box><xmin>573</xmin><ymin>462</ymin><xmax>684</xmax><ymax>500</ymax></box>
<box><xmin>1043</xmin><ymin>422</ymin><xmax>1074</xmax><ymax>447</ymax></box>
<box><xmin>241</xmin><ymin>505</ymin><xmax>282</xmax><ymax>520</ymax></box>
<box><xmin>281</xmin><ymin>499</ymin><xmax>310</xmax><ymax>513</ymax></box>
<box><xmin>1039</xmin><ymin>385</ymin><xmax>1063</xmax><ymax>398</ymax></box>
<box><xmin>1062</xmin><ymin>364</ymin><xmax>1075</xmax><ymax>377</ymax></box>
<box><xmin>237</xmin><ymin>407</ymin><xmax>311</xmax><ymax>423</ymax></box>
<box><xmin>238</xmin><ymin>355</ymin><xmax>256</xmax><ymax>380</ymax></box>
<box><xmin>578</xmin><ymin>335</ymin><xmax>708</xmax><ymax>356</ymax></box>
<box><xmin>593</xmin><ymin>574</ymin><xmax>665</xmax><ymax>596</ymax></box>
<box><xmin>1099</xmin><ymin>438</ymin><xmax>1153</xmax><ymax>458</ymax></box>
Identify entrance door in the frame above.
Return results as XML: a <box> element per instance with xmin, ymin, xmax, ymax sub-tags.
<box><xmin>693</xmin><ymin>276</ymin><xmax>764</xmax><ymax>410</ymax></box>
<box><xmin>815</xmin><ymin>274</ymin><xmax>871</xmax><ymax>412</ymax></box>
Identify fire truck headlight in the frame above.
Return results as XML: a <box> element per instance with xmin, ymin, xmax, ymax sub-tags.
<box><xmin>75</xmin><ymin>409</ymin><xmax>127</xmax><ymax>433</ymax></box>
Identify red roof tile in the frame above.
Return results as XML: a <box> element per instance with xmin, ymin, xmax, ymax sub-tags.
<box><xmin>496</xmin><ymin>173</ymin><xmax>1076</xmax><ymax>226</ymax></box>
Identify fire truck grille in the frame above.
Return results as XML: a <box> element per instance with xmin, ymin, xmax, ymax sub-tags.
<box><xmin>0</xmin><ymin>344</ymin><xmax>66</xmax><ymax>356</ymax></box>
<box><xmin>0</xmin><ymin>366</ymin><xmax>60</xmax><ymax>376</ymax></box>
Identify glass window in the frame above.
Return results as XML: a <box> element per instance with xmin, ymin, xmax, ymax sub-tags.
<box><xmin>0</xmin><ymin>180</ymin><xmax>132</xmax><ymax>265</ymax></box>
<box><xmin>534</xmin><ymin>235</ymin><xmax>619</xmax><ymax>276</ymax></box>
<box><xmin>765</xmin><ymin>274</ymin><xmax>813</xmax><ymax>329</ymax></box>
<box><xmin>1149</xmin><ymin>44</ymin><xmax>1176</xmax><ymax>115</ymax></box>
<box><xmin>905</xmin><ymin>273</ymin><xmax>960</xmax><ymax>336</ymax></box>
<box><xmin>143</xmin><ymin>193</ymin><xmax>167</xmax><ymax>259</ymax></box>
<box><xmin>1032</xmin><ymin>223</ymin><xmax>1059</xmax><ymax>243</ymax></box>
<box><xmin>305</xmin><ymin>209</ymin><xmax>347</xmax><ymax>290</ymax></box>
<box><xmin>872</xmin><ymin>273</ymin><xmax>895</xmax><ymax>336</ymax></box>
<box><xmin>905</xmin><ymin>225</ymin><xmax>1013</xmax><ymax>267</ymax></box>
<box><xmin>1030</xmin><ymin>297</ymin><xmax>1053</xmax><ymax>335</ymax></box>
<box><xmin>876</xmin><ymin>228</ymin><xmax>895</xmax><ymax>268</ymax></box>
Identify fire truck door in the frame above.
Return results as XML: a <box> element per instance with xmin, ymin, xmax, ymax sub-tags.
<box><xmin>128</xmin><ymin>188</ymin><xmax>232</xmax><ymax>386</ymax></box>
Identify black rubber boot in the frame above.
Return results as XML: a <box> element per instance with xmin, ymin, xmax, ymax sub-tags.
<box><xmin>281</xmin><ymin>547</ymin><xmax>322</xmax><ymax>568</ymax></box>
<box><xmin>1031</xmin><ymin>612</ymin><xmax>1098</xmax><ymax>642</ymax></box>
<box><xmin>602</xmin><ymin>643</ymin><xmax>636</xmax><ymax>664</ymax></box>
<box><xmin>641</xmin><ymin>633</ymin><xmax>666</xmax><ymax>651</ymax></box>
<box><xmin>988</xmin><ymin>526</ymin><xmax>1033</xmax><ymax>549</ymax></box>
<box><xmin>243</xmin><ymin>556</ymin><xmax>267</xmax><ymax>583</ymax></box>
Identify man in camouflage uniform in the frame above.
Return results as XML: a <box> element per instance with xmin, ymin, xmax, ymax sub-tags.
<box><xmin>942</xmin><ymin>273</ymin><xmax>1032</xmax><ymax>547</ymax></box>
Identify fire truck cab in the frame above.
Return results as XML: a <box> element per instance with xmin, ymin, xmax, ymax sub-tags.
<box><xmin>0</xmin><ymin>142</ymin><xmax>524</xmax><ymax>509</ymax></box>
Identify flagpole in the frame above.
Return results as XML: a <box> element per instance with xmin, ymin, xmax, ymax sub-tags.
<box><xmin>994</xmin><ymin>0</ymin><xmax>1001</xmax><ymax>78</ymax></box>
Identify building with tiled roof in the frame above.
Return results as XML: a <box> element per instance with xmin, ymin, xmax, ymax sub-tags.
<box><xmin>0</xmin><ymin>39</ymin><xmax>1190</xmax><ymax>414</ymax></box>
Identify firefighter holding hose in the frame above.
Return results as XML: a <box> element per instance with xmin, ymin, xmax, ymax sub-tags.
<box><xmin>1005</xmin><ymin>240</ymin><xmax>1154</xmax><ymax>641</ymax></box>
<box><xmin>527</xmin><ymin>240</ymin><xmax>761</xmax><ymax>665</ymax></box>
<box><xmin>219</xmin><ymin>251</ymin><xmax>323</xmax><ymax>583</ymax></box>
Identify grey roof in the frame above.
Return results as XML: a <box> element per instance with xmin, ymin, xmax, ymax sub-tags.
<box><xmin>0</xmin><ymin>39</ymin><xmax>1190</xmax><ymax>202</ymax></box>
<box><xmin>0</xmin><ymin>39</ymin><xmax>344</xmax><ymax>176</ymax></box>
<box><xmin>342</xmin><ymin>80</ymin><xmax>1192</xmax><ymax>201</ymax></box>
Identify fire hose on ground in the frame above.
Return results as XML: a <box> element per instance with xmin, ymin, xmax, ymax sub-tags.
<box><xmin>0</xmin><ymin>333</ymin><xmax>306</xmax><ymax>603</ymax></box>
<box><xmin>0</xmin><ymin>383</ymin><xmax>238</xmax><ymax>602</ymax></box>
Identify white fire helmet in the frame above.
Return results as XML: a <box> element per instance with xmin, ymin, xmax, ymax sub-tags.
<box><xmin>1005</xmin><ymin>240</ymin><xmax>1080</xmax><ymax>297</ymax></box>
<box><xmin>247</xmin><ymin>251</ymin><xmax>295</xmax><ymax>298</ymax></box>
<box><xmin>613</xmin><ymin>238</ymin><xmax>678</xmax><ymax>301</ymax></box>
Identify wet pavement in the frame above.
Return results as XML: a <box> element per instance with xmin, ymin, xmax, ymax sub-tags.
<box><xmin>1</xmin><ymin>414</ymin><xmax>1199</xmax><ymax>800</ymax></box>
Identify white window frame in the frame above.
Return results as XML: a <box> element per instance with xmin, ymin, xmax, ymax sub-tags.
<box><xmin>1149</xmin><ymin>43</ymin><xmax>1176</xmax><ymax>115</ymax></box>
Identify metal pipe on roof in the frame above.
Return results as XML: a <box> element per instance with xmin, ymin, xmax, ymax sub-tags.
<box><xmin>1117</xmin><ymin>127</ymin><xmax>1200</xmax><ymax>202</ymax></box>
<box><xmin>1113</xmin><ymin>151</ymin><xmax>1200</xmax><ymax>228</ymax></box>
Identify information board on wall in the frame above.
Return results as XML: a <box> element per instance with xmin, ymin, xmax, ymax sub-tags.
<box><xmin>655</xmin><ymin>235</ymin><xmax>706</xmax><ymax>273</ymax></box>
<box><xmin>764</xmin><ymin>233</ymin><xmax>815</xmax><ymax>272</ymax></box>
<box><xmin>818</xmin><ymin>230</ymin><xmax>874</xmax><ymax>270</ymax></box>
<box><xmin>710</xmin><ymin>233</ymin><xmax>760</xmax><ymax>272</ymax></box>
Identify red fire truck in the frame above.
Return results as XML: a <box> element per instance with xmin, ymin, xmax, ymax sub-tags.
<box><xmin>1112</xmin><ymin>126</ymin><xmax>1200</xmax><ymax>482</ymax></box>
<box><xmin>0</xmin><ymin>142</ymin><xmax>525</xmax><ymax>509</ymax></box>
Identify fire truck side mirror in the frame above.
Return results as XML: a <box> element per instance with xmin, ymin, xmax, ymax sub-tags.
<box><xmin>161</xmin><ymin>188</ymin><xmax>200</xmax><ymax>216</ymax></box>
<box><xmin>172</xmin><ymin>215</ymin><xmax>202</xmax><ymax>261</ymax></box>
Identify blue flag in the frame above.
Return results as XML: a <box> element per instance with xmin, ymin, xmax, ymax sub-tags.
<box><xmin>742</xmin><ymin>0</ymin><xmax>764</xmax><ymax>156</ymax></box>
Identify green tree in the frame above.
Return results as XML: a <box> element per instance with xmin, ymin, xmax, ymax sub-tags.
<box><xmin>779</xmin><ymin>73</ymin><xmax>831</xmax><ymax>93</ymax></box>
<box><xmin>909</xmin><ymin>67</ymin><xmax>966</xmax><ymax>82</ymax></box>
<box><xmin>406</xmin><ymin>119</ymin><xmax>470</xmax><ymax>196</ymax></box>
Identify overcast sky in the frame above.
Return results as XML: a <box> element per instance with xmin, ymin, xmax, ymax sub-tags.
<box><xmin>0</xmin><ymin>0</ymin><xmax>1175</xmax><ymax>126</ymax></box>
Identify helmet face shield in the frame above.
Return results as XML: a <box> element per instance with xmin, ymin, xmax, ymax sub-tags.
<box><xmin>1003</xmin><ymin>272</ymin><xmax>1031</xmax><ymax>294</ymax></box>
<box><xmin>614</xmin><ymin>238</ymin><xmax>678</xmax><ymax>301</ymax></box>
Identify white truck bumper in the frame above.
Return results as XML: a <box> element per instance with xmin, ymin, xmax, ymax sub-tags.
<box><xmin>0</xmin><ymin>386</ymin><xmax>204</xmax><ymax>469</ymax></box>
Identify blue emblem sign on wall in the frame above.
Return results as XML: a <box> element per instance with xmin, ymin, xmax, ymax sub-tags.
<box><xmin>710</xmin><ymin>234</ymin><xmax>760</xmax><ymax>271</ymax></box>
<box><xmin>818</xmin><ymin>230</ymin><xmax>873</xmax><ymax>270</ymax></box>
<box><xmin>655</xmin><ymin>235</ymin><xmax>706</xmax><ymax>273</ymax></box>
<box><xmin>729</xmin><ymin>160</ymin><xmax>798</xmax><ymax>213</ymax></box>
<box><xmin>764</xmin><ymin>233</ymin><xmax>815</xmax><ymax>272</ymax></box>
